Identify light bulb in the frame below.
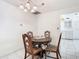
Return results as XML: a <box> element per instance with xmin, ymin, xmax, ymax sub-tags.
<box><xmin>24</xmin><ymin>9</ymin><xmax>27</xmax><ymax>12</ymax></box>
<box><xmin>19</xmin><ymin>5</ymin><xmax>24</xmax><ymax>9</ymax></box>
<box><xmin>33</xmin><ymin>6</ymin><xmax>37</xmax><ymax>10</ymax></box>
<box><xmin>25</xmin><ymin>3</ymin><xmax>30</xmax><ymax>10</ymax></box>
<box><xmin>31</xmin><ymin>9</ymin><xmax>35</xmax><ymax>13</ymax></box>
<box><xmin>26</xmin><ymin>3</ymin><xmax>30</xmax><ymax>6</ymax></box>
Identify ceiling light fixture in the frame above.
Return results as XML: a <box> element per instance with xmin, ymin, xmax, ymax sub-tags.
<box><xmin>19</xmin><ymin>0</ymin><xmax>38</xmax><ymax>13</ymax></box>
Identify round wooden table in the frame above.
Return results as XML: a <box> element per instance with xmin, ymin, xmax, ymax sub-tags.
<box><xmin>32</xmin><ymin>37</ymin><xmax>52</xmax><ymax>58</ymax></box>
<box><xmin>32</xmin><ymin>37</ymin><xmax>51</xmax><ymax>45</ymax></box>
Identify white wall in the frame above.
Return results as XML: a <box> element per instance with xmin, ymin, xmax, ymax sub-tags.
<box><xmin>37</xmin><ymin>7</ymin><xmax>79</xmax><ymax>45</ymax></box>
<box><xmin>0</xmin><ymin>0</ymin><xmax>37</xmax><ymax>57</ymax></box>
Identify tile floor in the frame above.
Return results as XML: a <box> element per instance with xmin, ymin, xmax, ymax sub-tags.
<box><xmin>1</xmin><ymin>39</ymin><xmax>79</xmax><ymax>59</ymax></box>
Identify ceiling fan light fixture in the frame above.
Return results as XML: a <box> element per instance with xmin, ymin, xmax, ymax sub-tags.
<box><xmin>19</xmin><ymin>0</ymin><xmax>41</xmax><ymax>14</ymax></box>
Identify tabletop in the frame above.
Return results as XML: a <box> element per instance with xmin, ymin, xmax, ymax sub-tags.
<box><xmin>32</xmin><ymin>36</ymin><xmax>52</xmax><ymax>47</ymax></box>
<box><xmin>32</xmin><ymin>37</ymin><xmax>51</xmax><ymax>43</ymax></box>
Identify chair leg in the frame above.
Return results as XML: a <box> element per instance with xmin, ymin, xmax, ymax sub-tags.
<box><xmin>24</xmin><ymin>52</ymin><xmax>26</xmax><ymax>59</ymax></box>
<box><xmin>45</xmin><ymin>51</ymin><xmax>46</xmax><ymax>59</ymax></box>
<box><xmin>56</xmin><ymin>52</ymin><xmax>59</xmax><ymax>59</ymax></box>
<box><xmin>58</xmin><ymin>50</ymin><xmax>61</xmax><ymax>58</ymax></box>
<box><xmin>32</xmin><ymin>55</ymin><xmax>34</xmax><ymax>59</ymax></box>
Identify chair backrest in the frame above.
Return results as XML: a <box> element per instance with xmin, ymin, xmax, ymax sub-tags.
<box><xmin>27</xmin><ymin>31</ymin><xmax>33</xmax><ymax>38</ymax></box>
<box><xmin>44</xmin><ymin>31</ymin><xmax>50</xmax><ymax>38</ymax></box>
<box><xmin>22</xmin><ymin>34</ymin><xmax>33</xmax><ymax>54</ymax></box>
<box><xmin>57</xmin><ymin>33</ymin><xmax>62</xmax><ymax>50</ymax></box>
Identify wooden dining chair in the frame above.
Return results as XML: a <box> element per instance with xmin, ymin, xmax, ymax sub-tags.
<box><xmin>27</xmin><ymin>31</ymin><xmax>33</xmax><ymax>38</ymax></box>
<box><xmin>45</xmin><ymin>33</ymin><xmax>62</xmax><ymax>59</ymax></box>
<box><xmin>44</xmin><ymin>31</ymin><xmax>51</xmax><ymax>46</ymax></box>
<box><xmin>22</xmin><ymin>34</ymin><xmax>42</xmax><ymax>59</ymax></box>
<box><xmin>44</xmin><ymin>31</ymin><xmax>50</xmax><ymax>38</ymax></box>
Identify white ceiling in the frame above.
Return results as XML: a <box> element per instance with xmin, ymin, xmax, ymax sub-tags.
<box><xmin>2</xmin><ymin>0</ymin><xmax>79</xmax><ymax>13</ymax></box>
